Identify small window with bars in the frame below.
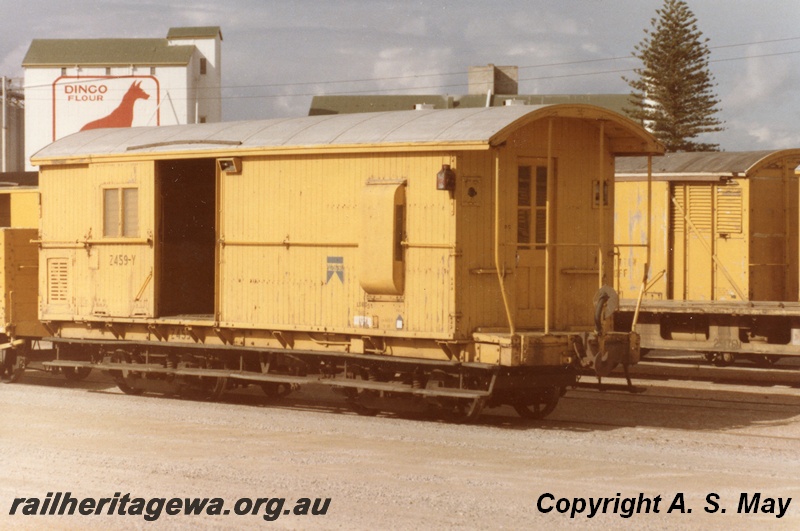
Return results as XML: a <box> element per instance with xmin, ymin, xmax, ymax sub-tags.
<box><xmin>103</xmin><ymin>187</ymin><xmax>139</xmax><ymax>237</ymax></box>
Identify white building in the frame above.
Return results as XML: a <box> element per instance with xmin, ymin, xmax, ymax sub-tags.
<box><xmin>22</xmin><ymin>26</ymin><xmax>222</xmax><ymax>170</ymax></box>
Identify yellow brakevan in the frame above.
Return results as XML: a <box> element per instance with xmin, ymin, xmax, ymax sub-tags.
<box><xmin>30</xmin><ymin>105</ymin><xmax>662</xmax><ymax>418</ymax></box>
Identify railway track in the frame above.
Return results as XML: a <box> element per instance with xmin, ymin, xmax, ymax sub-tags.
<box><xmin>549</xmin><ymin>375</ymin><xmax>800</xmax><ymax>451</ymax></box>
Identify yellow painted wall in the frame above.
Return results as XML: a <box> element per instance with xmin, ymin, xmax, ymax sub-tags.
<box><xmin>39</xmin><ymin>162</ymin><xmax>155</xmax><ymax>320</ymax></box>
<box><xmin>37</xmin><ymin>119</ymin><xmax>645</xmax><ymax>342</ymax></box>
<box><xmin>453</xmin><ymin>150</ymin><xmax>506</xmax><ymax>337</ymax></box>
<box><xmin>4</xmin><ymin>190</ymin><xmax>39</xmax><ymax>228</ymax></box>
<box><xmin>0</xmin><ymin>228</ymin><xmax>45</xmax><ymax>337</ymax></box>
<box><xmin>615</xmin><ymin>179</ymin><xmax>751</xmax><ymax>302</ymax></box>
<box><xmin>485</xmin><ymin>117</ymin><xmax>619</xmax><ymax>331</ymax></box>
<box><xmin>614</xmin><ymin>180</ymin><xmax>670</xmax><ymax>300</ymax></box>
<box><xmin>615</xmin><ymin>172</ymin><xmax>800</xmax><ymax>303</ymax></box>
<box><xmin>749</xmin><ymin>171</ymin><xmax>797</xmax><ymax>301</ymax></box>
<box><xmin>218</xmin><ymin>152</ymin><xmax>458</xmax><ymax>339</ymax></box>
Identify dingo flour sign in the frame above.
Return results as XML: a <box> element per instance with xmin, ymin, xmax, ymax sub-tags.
<box><xmin>52</xmin><ymin>76</ymin><xmax>160</xmax><ymax>140</ymax></box>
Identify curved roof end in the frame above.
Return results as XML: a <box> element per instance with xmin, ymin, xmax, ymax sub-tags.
<box><xmin>490</xmin><ymin>103</ymin><xmax>665</xmax><ymax>157</ymax></box>
<box><xmin>748</xmin><ymin>148</ymin><xmax>800</xmax><ymax>176</ymax></box>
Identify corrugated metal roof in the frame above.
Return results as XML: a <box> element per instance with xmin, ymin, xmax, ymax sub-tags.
<box><xmin>33</xmin><ymin>105</ymin><xmax>663</xmax><ymax>163</ymax></box>
<box><xmin>23</xmin><ymin>39</ymin><xmax>195</xmax><ymax>67</ymax></box>
<box><xmin>166</xmin><ymin>26</ymin><xmax>222</xmax><ymax>40</ymax></box>
<box><xmin>616</xmin><ymin>150</ymin><xmax>800</xmax><ymax>180</ymax></box>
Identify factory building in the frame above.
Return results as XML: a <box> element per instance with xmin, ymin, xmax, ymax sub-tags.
<box><xmin>310</xmin><ymin>64</ymin><xmax>630</xmax><ymax>117</ymax></box>
<box><xmin>21</xmin><ymin>26</ymin><xmax>222</xmax><ymax>170</ymax></box>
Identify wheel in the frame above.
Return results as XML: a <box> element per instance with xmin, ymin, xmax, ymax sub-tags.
<box><xmin>111</xmin><ymin>376</ymin><xmax>142</xmax><ymax>394</ymax></box>
<box><xmin>62</xmin><ymin>366</ymin><xmax>93</xmax><ymax>381</ymax></box>
<box><xmin>0</xmin><ymin>348</ymin><xmax>24</xmax><ymax>383</ymax></box>
<box><xmin>110</xmin><ymin>371</ymin><xmax>145</xmax><ymax>395</ymax></box>
<box><xmin>109</xmin><ymin>350</ymin><xmax>144</xmax><ymax>395</ymax></box>
<box><xmin>513</xmin><ymin>386</ymin><xmax>561</xmax><ymax>420</ymax></box>
<box><xmin>260</xmin><ymin>382</ymin><xmax>293</xmax><ymax>399</ymax></box>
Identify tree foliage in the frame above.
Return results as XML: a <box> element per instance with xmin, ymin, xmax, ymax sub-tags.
<box><xmin>624</xmin><ymin>0</ymin><xmax>724</xmax><ymax>151</ymax></box>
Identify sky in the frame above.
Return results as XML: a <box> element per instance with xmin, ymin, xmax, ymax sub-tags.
<box><xmin>2</xmin><ymin>0</ymin><xmax>799</xmax><ymax>151</ymax></box>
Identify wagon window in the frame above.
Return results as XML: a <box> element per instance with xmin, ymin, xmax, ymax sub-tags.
<box><xmin>517</xmin><ymin>164</ymin><xmax>548</xmax><ymax>248</ymax></box>
<box><xmin>535</xmin><ymin>166</ymin><xmax>547</xmax><ymax>245</ymax></box>
<box><xmin>103</xmin><ymin>187</ymin><xmax>139</xmax><ymax>237</ymax></box>
<box><xmin>517</xmin><ymin>166</ymin><xmax>532</xmax><ymax>244</ymax></box>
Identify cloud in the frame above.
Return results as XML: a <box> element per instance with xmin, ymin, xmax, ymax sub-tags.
<box><xmin>732</xmin><ymin>121</ymin><xmax>800</xmax><ymax>150</ymax></box>
<box><xmin>723</xmin><ymin>52</ymin><xmax>792</xmax><ymax>109</ymax></box>
<box><xmin>5</xmin><ymin>0</ymin><xmax>800</xmax><ymax>149</ymax></box>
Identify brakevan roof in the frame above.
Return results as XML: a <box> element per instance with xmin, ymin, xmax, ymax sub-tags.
<box><xmin>616</xmin><ymin>150</ymin><xmax>800</xmax><ymax>181</ymax></box>
<box><xmin>32</xmin><ymin>105</ymin><xmax>663</xmax><ymax>165</ymax></box>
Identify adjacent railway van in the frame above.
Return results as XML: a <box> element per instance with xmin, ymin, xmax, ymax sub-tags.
<box><xmin>32</xmin><ymin>105</ymin><xmax>662</xmax><ymax>418</ymax></box>
<box><xmin>0</xmin><ymin>186</ymin><xmax>47</xmax><ymax>382</ymax></box>
<box><xmin>614</xmin><ymin>150</ymin><xmax>800</xmax><ymax>365</ymax></box>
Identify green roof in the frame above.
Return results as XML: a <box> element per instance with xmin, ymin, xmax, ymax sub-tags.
<box><xmin>23</xmin><ymin>38</ymin><xmax>195</xmax><ymax>67</ymax></box>
<box><xmin>167</xmin><ymin>26</ymin><xmax>222</xmax><ymax>40</ymax></box>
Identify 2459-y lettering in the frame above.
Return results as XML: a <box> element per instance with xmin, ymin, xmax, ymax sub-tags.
<box><xmin>109</xmin><ymin>254</ymin><xmax>136</xmax><ymax>266</ymax></box>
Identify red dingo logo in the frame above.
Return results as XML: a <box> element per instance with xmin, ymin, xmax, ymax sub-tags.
<box><xmin>80</xmin><ymin>80</ymin><xmax>150</xmax><ymax>131</ymax></box>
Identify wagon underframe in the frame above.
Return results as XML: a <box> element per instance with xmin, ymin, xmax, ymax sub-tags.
<box><xmin>617</xmin><ymin>299</ymin><xmax>800</xmax><ymax>364</ymax></box>
<box><xmin>40</xmin><ymin>331</ymin><xmax>579</xmax><ymax>421</ymax></box>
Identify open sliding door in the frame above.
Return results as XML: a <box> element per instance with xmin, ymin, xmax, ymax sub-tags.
<box><xmin>155</xmin><ymin>159</ymin><xmax>217</xmax><ymax>318</ymax></box>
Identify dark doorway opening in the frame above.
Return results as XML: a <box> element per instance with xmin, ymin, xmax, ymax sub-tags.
<box><xmin>157</xmin><ymin>159</ymin><xmax>216</xmax><ymax>318</ymax></box>
<box><xmin>0</xmin><ymin>194</ymin><xmax>10</xmax><ymax>227</ymax></box>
